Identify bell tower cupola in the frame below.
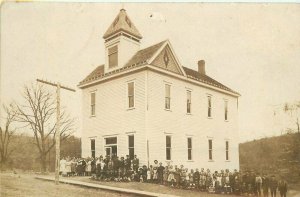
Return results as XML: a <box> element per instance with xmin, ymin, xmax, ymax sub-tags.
<box><xmin>103</xmin><ymin>9</ymin><xmax>142</xmax><ymax>73</ymax></box>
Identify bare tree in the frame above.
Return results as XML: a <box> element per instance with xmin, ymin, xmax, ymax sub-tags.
<box><xmin>284</xmin><ymin>101</ymin><xmax>300</xmax><ymax>134</ymax></box>
<box><xmin>0</xmin><ymin>104</ymin><xmax>17</xmax><ymax>168</ymax></box>
<box><xmin>15</xmin><ymin>84</ymin><xmax>75</xmax><ymax>172</ymax></box>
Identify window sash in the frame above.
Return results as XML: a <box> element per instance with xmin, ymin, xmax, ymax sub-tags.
<box><xmin>128</xmin><ymin>82</ymin><xmax>134</xmax><ymax>108</ymax></box>
<box><xmin>208</xmin><ymin>139</ymin><xmax>213</xmax><ymax>160</ymax></box>
<box><xmin>128</xmin><ymin>135</ymin><xmax>134</xmax><ymax>160</ymax></box>
<box><xmin>165</xmin><ymin>84</ymin><xmax>171</xmax><ymax>109</ymax></box>
<box><xmin>187</xmin><ymin>91</ymin><xmax>191</xmax><ymax>113</ymax></box>
<box><xmin>187</xmin><ymin>138</ymin><xmax>192</xmax><ymax>160</ymax></box>
<box><xmin>225</xmin><ymin>101</ymin><xmax>228</xmax><ymax>120</ymax></box>
<box><xmin>91</xmin><ymin>93</ymin><xmax>96</xmax><ymax>116</ymax></box>
<box><xmin>166</xmin><ymin>136</ymin><xmax>171</xmax><ymax>160</ymax></box>
<box><xmin>91</xmin><ymin>139</ymin><xmax>95</xmax><ymax>158</ymax></box>
<box><xmin>226</xmin><ymin>141</ymin><xmax>229</xmax><ymax>160</ymax></box>
<box><xmin>208</xmin><ymin>96</ymin><xmax>212</xmax><ymax>117</ymax></box>
<box><xmin>108</xmin><ymin>46</ymin><xmax>118</xmax><ymax>68</ymax></box>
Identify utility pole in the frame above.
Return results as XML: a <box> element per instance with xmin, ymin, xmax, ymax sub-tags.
<box><xmin>37</xmin><ymin>79</ymin><xmax>75</xmax><ymax>184</ymax></box>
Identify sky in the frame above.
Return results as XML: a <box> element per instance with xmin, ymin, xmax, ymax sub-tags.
<box><xmin>1</xmin><ymin>2</ymin><xmax>300</xmax><ymax>142</ymax></box>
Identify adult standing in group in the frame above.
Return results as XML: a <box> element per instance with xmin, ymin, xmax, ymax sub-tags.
<box><xmin>278</xmin><ymin>177</ymin><xmax>288</xmax><ymax>197</ymax></box>
<box><xmin>255</xmin><ymin>173</ymin><xmax>263</xmax><ymax>196</ymax></box>
<box><xmin>125</xmin><ymin>155</ymin><xmax>131</xmax><ymax>175</ymax></box>
<box><xmin>157</xmin><ymin>162</ymin><xmax>165</xmax><ymax>185</ymax></box>
<box><xmin>262</xmin><ymin>174</ymin><xmax>269</xmax><ymax>197</ymax></box>
<box><xmin>270</xmin><ymin>175</ymin><xmax>278</xmax><ymax>197</ymax></box>
<box><xmin>132</xmin><ymin>155</ymin><xmax>139</xmax><ymax>173</ymax></box>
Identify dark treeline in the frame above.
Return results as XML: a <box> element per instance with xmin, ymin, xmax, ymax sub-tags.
<box><xmin>239</xmin><ymin>132</ymin><xmax>300</xmax><ymax>184</ymax></box>
<box><xmin>1</xmin><ymin>134</ymin><xmax>81</xmax><ymax>172</ymax></box>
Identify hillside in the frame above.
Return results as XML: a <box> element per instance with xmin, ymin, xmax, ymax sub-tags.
<box><xmin>239</xmin><ymin>132</ymin><xmax>300</xmax><ymax>183</ymax></box>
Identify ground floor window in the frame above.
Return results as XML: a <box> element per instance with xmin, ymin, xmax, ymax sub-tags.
<box><xmin>91</xmin><ymin>139</ymin><xmax>95</xmax><ymax>158</ymax></box>
<box><xmin>208</xmin><ymin>139</ymin><xmax>213</xmax><ymax>160</ymax></box>
<box><xmin>166</xmin><ymin>136</ymin><xmax>171</xmax><ymax>160</ymax></box>
<box><xmin>226</xmin><ymin>141</ymin><xmax>229</xmax><ymax>161</ymax></box>
<box><xmin>187</xmin><ymin>137</ymin><xmax>192</xmax><ymax>160</ymax></box>
<box><xmin>128</xmin><ymin>135</ymin><xmax>134</xmax><ymax>160</ymax></box>
<box><xmin>105</xmin><ymin>137</ymin><xmax>117</xmax><ymax>157</ymax></box>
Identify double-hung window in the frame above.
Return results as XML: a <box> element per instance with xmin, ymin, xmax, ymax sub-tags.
<box><xmin>208</xmin><ymin>139</ymin><xmax>213</xmax><ymax>160</ymax></box>
<box><xmin>128</xmin><ymin>82</ymin><xmax>134</xmax><ymax>108</ymax></box>
<box><xmin>128</xmin><ymin>135</ymin><xmax>134</xmax><ymax>160</ymax></box>
<box><xmin>225</xmin><ymin>100</ymin><xmax>228</xmax><ymax>121</ymax></box>
<box><xmin>225</xmin><ymin>141</ymin><xmax>229</xmax><ymax>161</ymax></box>
<box><xmin>208</xmin><ymin>96</ymin><xmax>212</xmax><ymax>118</ymax></box>
<box><xmin>91</xmin><ymin>139</ymin><xmax>95</xmax><ymax>158</ymax></box>
<box><xmin>166</xmin><ymin>136</ymin><xmax>171</xmax><ymax>160</ymax></box>
<box><xmin>165</xmin><ymin>84</ymin><xmax>171</xmax><ymax>110</ymax></box>
<box><xmin>90</xmin><ymin>92</ymin><xmax>96</xmax><ymax>116</ymax></box>
<box><xmin>108</xmin><ymin>45</ymin><xmax>118</xmax><ymax>68</ymax></box>
<box><xmin>187</xmin><ymin>137</ymin><xmax>192</xmax><ymax>160</ymax></box>
<box><xmin>187</xmin><ymin>91</ymin><xmax>191</xmax><ymax>114</ymax></box>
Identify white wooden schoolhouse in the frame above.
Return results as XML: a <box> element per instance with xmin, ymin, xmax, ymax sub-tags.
<box><xmin>78</xmin><ymin>9</ymin><xmax>241</xmax><ymax>171</ymax></box>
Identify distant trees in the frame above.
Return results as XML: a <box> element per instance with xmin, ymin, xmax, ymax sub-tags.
<box><xmin>15</xmin><ymin>84</ymin><xmax>75</xmax><ymax>172</ymax></box>
<box><xmin>283</xmin><ymin>101</ymin><xmax>300</xmax><ymax>134</ymax></box>
<box><xmin>0</xmin><ymin>104</ymin><xmax>17</xmax><ymax>168</ymax></box>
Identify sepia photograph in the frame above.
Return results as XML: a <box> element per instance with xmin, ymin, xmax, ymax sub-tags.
<box><xmin>0</xmin><ymin>2</ymin><xmax>299</xmax><ymax>197</ymax></box>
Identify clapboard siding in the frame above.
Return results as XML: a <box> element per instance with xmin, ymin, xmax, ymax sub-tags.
<box><xmin>81</xmin><ymin>71</ymin><xmax>148</xmax><ymax>165</ymax></box>
<box><xmin>81</xmin><ymin>68</ymin><xmax>239</xmax><ymax>171</ymax></box>
<box><xmin>146</xmin><ymin>70</ymin><xmax>239</xmax><ymax>171</ymax></box>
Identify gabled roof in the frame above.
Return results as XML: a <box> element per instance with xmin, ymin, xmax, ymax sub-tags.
<box><xmin>103</xmin><ymin>9</ymin><xmax>142</xmax><ymax>40</ymax></box>
<box><xmin>183</xmin><ymin>66</ymin><xmax>240</xmax><ymax>95</ymax></box>
<box><xmin>78</xmin><ymin>40</ymin><xmax>239</xmax><ymax>96</ymax></box>
<box><xmin>124</xmin><ymin>40</ymin><xmax>167</xmax><ymax>67</ymax></box>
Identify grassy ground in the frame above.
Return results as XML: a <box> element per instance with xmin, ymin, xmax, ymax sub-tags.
<box><xmin>70</xmin><ymin>176</ymin><xmax>300</xmax><ymax>197</ymax></box>
<box><xmin>0</xmin><ymin>172</ymin><xmax>133</xmax><ymax>197</ymax></box>
<box><xmin>68</xmin><ymin>176</ymin><xmax>236</xmax><ymax>197</ymax></box>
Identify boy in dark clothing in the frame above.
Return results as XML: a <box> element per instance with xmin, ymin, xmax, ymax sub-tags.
<box><xmin>157</xmin><ymin>162</ymin><xmax>165</xmax><ymax>185</ymax></box>
<box><xmin>269</xmin><ymin>175</ymin><xmax>278</xmax><ymax>197</ymax></box>
<box><xmin>278</xmin><ymin>178</ymin><xmax>287</xmax><ymax>197</ymax></box>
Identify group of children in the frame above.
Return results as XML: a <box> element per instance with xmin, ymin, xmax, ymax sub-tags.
<box><xmin>60</xmin><ymin>155</ymin><xmax>288</xmax><ymax>196</ymax></box>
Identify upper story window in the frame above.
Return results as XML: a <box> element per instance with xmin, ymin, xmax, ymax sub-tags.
<box><xmin>207</xmin><ymin>96</ymin><xmax>212</xmax><ymax>118</ymax></box>
<box><xmin>165</xmin><ymin>84</ymin><xmax>171</xmax><ymax>110</ymax></box>
<box><xmin>108</xmin><ymin>45</ymin><xmax>118</xmax><ymax>68</ymax></box>
<box><xmin>128</xmin><ymin>82</ymin><xmax>134</xmax><ymax>108</ymax></box>
<box><xmin>224</xmin><ymin>100</ymin><xmax>228</xmax><ymax>121</ymax></box>
<box><xmin>90</xmin><ymin>92</ymin><xmax>96</xmax><ymax>116</ymax></box>
<box><xmin>187</xmin><ymin>91</ymin><xmax>191</xmax><ymax>114</ymax></box>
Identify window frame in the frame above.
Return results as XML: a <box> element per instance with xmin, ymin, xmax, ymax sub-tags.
<box><xmin>225</xmin><ymin>140</ymin><xmax>229</xmax><ymax>161</ymax></box>
<box><xmin>207</xmin><ymin>95</ymin><xmax>212</xmax><ymax>118</ymax></box>
<box><xmin>187</xmin><ymin>90</ymin><xmax>192</xmax><ymax>114</ymax></box>
<box><xmin>108</xmin><ymin>45</ymin><xmax>118</xmax><ymax>68</ymax></box>
<box><xmin>187</xmin><ymin>137</ymin><xmax>192</xmax><ymax>161</ymax></box>
<box><xmin>90</xmin><ymin>92</ymin><xmax>96</xmax><ymax>116</ymax></box>
<box><xmin>165</xmin><ymin>84</ymin><xmax>171</xmax><ymax>110</ymax></box>
<box><xmin>104</xmin><ymin>136</ymin><xmax>118</xmax><ymax>157</ymax></box>
<box><xmin>224</xmin><ymin>100</ymin><xmax>228</xmax><ymax>121</ymax></box>
<box><xmin>208</xmin><ymin>139</ymin><xmax>213</xmax><ymax>161</ymax></box>
<box><xmin>127</xmin><ymin>81</ymin><xmax>135</xmax><ymax>109</ymax></box>
<box><xmin>91</xmin><ymin>139</ymin><xmax>96</xmax><ymax>159</ymax></box>
<box><xmin>128</xmin><ymin>135</ymin><xmax>134</xmax><ymax>160</ymax></box>
<box><xmin>166</xmin><ymin>135</ymin><xmax>172</xmax><ymax>161</ymax></box>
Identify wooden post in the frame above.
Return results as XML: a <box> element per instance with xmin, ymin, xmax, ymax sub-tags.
<box><xmin>55</xmin><ymin>83</ymin><xmax>60</xmax><ymax>184</ymax></box>
<box><xmin>36</xmin><ymin>79</ymin><xmax>75</xmax><ymax>185</ymax></box>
